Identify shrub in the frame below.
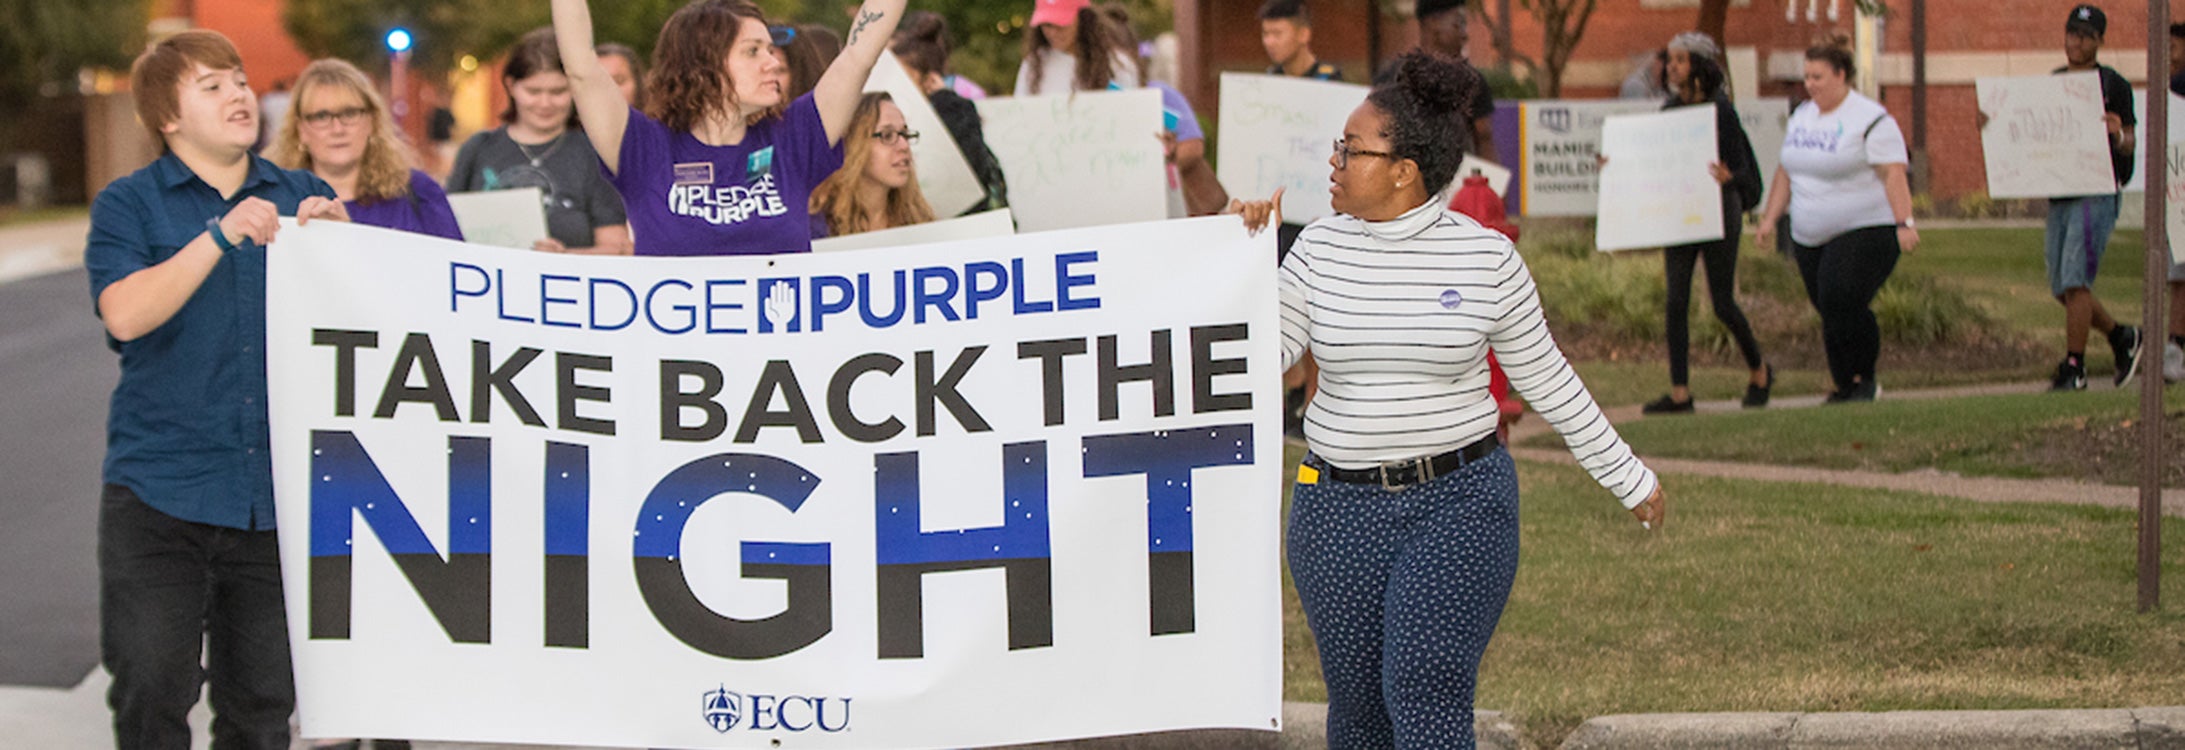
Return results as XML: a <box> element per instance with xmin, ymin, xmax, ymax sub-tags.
<box><xmin>1874</xmin><ymin>271</ymin><xmax>1993</xmax><ymax>345</ymax></box>
<box><xmin>1956</xmin><ymin>191</ymin><xmax>1997</xmax><ymax>220</ymax></box>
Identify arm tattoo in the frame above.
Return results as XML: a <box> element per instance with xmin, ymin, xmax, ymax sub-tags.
<box><xmin>849</xmin><ymin>9</ymin><xmax>884</xmax><ymax>46</ymax></box>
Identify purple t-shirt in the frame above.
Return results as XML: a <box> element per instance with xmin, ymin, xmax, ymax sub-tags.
<box><xmin>346</xmin><ymin>170</ymin><xmax>464</xmax><ymax>241</ymax></box>
<box><xmin>613</xmin><ymin>95</ymin><xmax>844</xmax><ymax>256</ymax></box>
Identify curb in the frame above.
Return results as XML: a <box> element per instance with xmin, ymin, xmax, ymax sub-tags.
<box><xmin>1558</xmin><ymin>706</ymin><xmax>2185</xmax><ymax>749</ymax></box>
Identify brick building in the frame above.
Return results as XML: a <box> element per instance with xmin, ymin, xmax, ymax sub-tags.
<box><xmin>1176</xmin><ymin>0</ymin><xmax>2170</xmax><ymax>203</ymax></box>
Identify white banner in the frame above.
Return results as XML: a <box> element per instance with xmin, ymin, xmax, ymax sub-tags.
<box><xmin>811</xmin><ymin>209</ymin><xmax>1016</xmax><ymax>253</ymax></box>
<box><xmin>1736</xmin><ymin>97</ymin><xmax>1789</xmax><ymax>210</ymax></box>
<box><xmin>447</xmin><ymin>188</ymin><xmax>549</xmax><ymax>251</ymax></box>
<box><xmin>1977</xmin><ymin>72</ymin><xmax>2118</xmax><ymax>199</ymax></box>
<box><xmin>863</xmin><ymin>51</ymin><xmax>984</xmax><ymax>218</ymax></box>
<box><xmin>976</xmin><ymin>90</ymin><xmax>1166</xmax><ymax>233</ymax></box>
<box><xmin>1215</xmin><ymin>73</ymin><xmax>1370</xmax><ymax>224</ymax></box>
<box><xmin>264</xmin><ymin>217</ymin><xmax>1283</xmax><ymax>749</ymax></box>
<box><xmin>1596</xmin><ymin>105</ymin><xmax>1724</xmax><ymax>252</ymax></box>
<box><xmin>1519</xmin><ymin>99</ymin><xmax>1661</xmax><ymax>216</ymax></box>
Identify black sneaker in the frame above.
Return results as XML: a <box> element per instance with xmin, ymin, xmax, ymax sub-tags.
<box><xmin>1741</xmin><ymin>365</ymin><xmax>1774</xmax><ymax>409</ymax></box>
<box><xmin>1831</xmin><ymin>378</ymin><xmax>1879</xmax><ymax>403</ymax></box>
<box><xmin>1641</xmin><ymin>393</ymin><xmax>1695</xmax><ymax>415</ymax></box>
<box><xmin>2050</xmin><ymin>357</ymin><xmax>2088</xmax><ymax>391</ymax></box>
<box><xmin>2109</xmin><ymin>325</ymin><xmax>2144</xmax><ymax>387</ymax></box>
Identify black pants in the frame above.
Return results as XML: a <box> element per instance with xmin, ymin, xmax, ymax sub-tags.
<box><xmin>1794</xmin><ymin>225</ymin><xmax>1902</xmax><ymax>393</ymax></box>
<box><xmin>99</xmin><ymin>484</ymin><xmax>292</xmax><ymax>750</ymax></box>
<box><xmin>1664</xmin><ymin>211</ymin><xmax>1763</xmax><ymax>385</ymax></box>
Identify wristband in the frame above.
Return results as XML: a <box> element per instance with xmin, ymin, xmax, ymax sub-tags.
<box><xmin>206</xmin><ymin>217</ymin><xmax>239</xmax><ymax>254</ymax></box>
<box><xmin>1896</xmin><ymin>217</ymin><xmax>1916</xmax><ymax>229</ymax></box>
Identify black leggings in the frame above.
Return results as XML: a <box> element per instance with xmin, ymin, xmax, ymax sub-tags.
<box><xmin>1664</xmin><ymin>211</ymin><xmax>1763</xmax><ymax>385</ymax></box>
<box><xmin>1794</xmin><ymin>225</ymin><xmax>1902</xmax><ymax>393</ymax></box>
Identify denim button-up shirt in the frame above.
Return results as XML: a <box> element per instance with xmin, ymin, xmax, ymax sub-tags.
<box><xmin>84</xmin><ymin>153</ymin><xmax>335</xmax><ymax>530</ymax></box>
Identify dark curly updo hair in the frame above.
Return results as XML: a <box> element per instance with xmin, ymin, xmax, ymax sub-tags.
<box><xmin>1365</xmin><ymin>51</ymin><xmax>1479</xmax><ymax>196</ymax></box>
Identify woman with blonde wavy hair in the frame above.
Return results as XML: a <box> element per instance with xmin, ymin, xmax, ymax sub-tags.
<box><xmin>271</xmin><ymin>58</ymin><xmax>462</xmax><ymax>240</ymax></box>
<box><xmin>808</xmin><ymin>92</ymin><xmax>933</xmax><ymax>238</ymax></box>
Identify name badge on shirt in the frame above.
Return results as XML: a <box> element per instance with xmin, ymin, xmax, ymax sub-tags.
<box><xmin>747</xmin><ymin>146</ymin><xmax>775</xmax><ymax>178</ymax></box>
<box><xmin>672</xmin><ymin>162</ymin><xmax>714</xmax><ymax>186</ymax></box>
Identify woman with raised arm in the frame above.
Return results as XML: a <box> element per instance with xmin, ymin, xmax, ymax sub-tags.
<box><xmin>550</xmin><ymin>0</ymin><xmax>907</xmax><ymax>256</ymax></box>
<box><xmin>1229</xmin><ymin>51</ymin><xmax>1665</xmax><ymax>749</ymax></box>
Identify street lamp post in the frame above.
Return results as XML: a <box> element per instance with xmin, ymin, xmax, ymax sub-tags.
<box><xmin>387</xmin><ymin>28</ymin><xmax>414</xmax><ymax>121</ymax></box>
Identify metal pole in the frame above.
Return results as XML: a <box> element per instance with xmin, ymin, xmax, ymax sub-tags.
<box><xmin>2140</xmin><ymin>0</ymin><xmax>2168</xmax><ymax>614</ymax></box>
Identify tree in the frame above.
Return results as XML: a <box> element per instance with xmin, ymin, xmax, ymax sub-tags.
<box><xmin>1524</xmin><ymin>0</ymin><xmax>1600</xmax><ymax>97</ymax></box>
<box><xmin>284</xmin><ymin>0</ymin><xmax>517</xmax><ymax>80</ymax></box>
<box><xmin>0</xmin><ymin>0</ymin><xmax>149</xmax><ymax>106</ymax></box>
<box><xmin>1473</xmin><ymin>0</ymin><xmax>1536</xmax><ymax>76</ymax></box>
<box><xmin>1696</xmin><ymin>0</ymin><xmax>1728</xmax><ymax>48</ymax></box>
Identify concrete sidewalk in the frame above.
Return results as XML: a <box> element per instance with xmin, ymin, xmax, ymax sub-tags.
<box><xmin>0</xmin><ymin>215</ymin><xmax>90</xmax><ymax>285</ymax></box>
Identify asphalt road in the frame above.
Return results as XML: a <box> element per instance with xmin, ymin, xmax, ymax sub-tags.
<box><xmin>0</xmin><ymin>268</ymin><xmax>113</xmax><ymax>687</ymax></box>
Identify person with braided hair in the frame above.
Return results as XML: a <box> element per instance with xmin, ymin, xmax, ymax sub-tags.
<box><xmin>1230</xmin><ymin>51</ymin><xmax>1665</xmax><ymax>748</ymax></box>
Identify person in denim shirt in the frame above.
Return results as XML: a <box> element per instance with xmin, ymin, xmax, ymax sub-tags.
<box><xmin>83</xmin><ymin>29</ymin><xmax>347</xmax><ymax>749</ymax></box>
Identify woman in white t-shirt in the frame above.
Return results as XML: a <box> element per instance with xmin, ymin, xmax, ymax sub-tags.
<box><xmin>1012</xmin><ymin>0</ymin><xmax>1141</xmax><ymax>96</ymax></box>
<box><xmin>1756</xmin><ymin>35</ymin><xmax>1918</xmax><ymax>404</ymax></box>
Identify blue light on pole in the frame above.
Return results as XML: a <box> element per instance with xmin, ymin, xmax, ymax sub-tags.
<box><xmin>386</xmin><ymin>28</ymin><xmax>413</xmax><ymax>53</ymax></box>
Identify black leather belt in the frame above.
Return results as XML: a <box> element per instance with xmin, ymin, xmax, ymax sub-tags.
<box><xmin>1312</xmin><ymin>434</ymin><xmax>1501</xmax><ymax>490</ymax></box>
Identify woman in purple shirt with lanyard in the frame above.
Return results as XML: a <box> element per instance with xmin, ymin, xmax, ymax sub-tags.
<box><xmin>551</xmin><ymin>0</ymin><xmax>908</xmax><ymax>256</ymax></box>
<box><xmin>269</xmin><ymin>58</ymin><xmax>463</xmax><ymax>241</ymax></box>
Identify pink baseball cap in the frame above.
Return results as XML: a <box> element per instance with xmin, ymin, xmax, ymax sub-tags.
<box><xmin>1030</xmin><ymin>0</ymin><xmax>1089</xmax><ymax>27</ymax></box>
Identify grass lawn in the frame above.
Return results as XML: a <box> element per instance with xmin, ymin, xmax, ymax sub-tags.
<box><xmin>1528</xmin><ymin>387</ymin><xmax>2185</xmax><ymax>486</ymax></box>
<box><xmin>1278</xmin><ymin>446</ymin><xmax>2185</xmax><ymax>745</ymax></box>
<box><xmin>1899</xmin><ymin>227</ymin><xmax>2161</xmax><ymax>354</ymax></box>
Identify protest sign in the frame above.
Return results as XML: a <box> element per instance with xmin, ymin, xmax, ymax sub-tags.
<box><xmin>1736</xmin><ymin>98</ymin><xmax>1789</xmax><ymax>209</ymax></box>
<box><xmin>976</xmin><ymin>90</ymin><xmax>1166</xmax><ymax>233</ymax></box>
<box><xmin>1596</xmin><ymin>105</ymin><xmax>1724</xmax><ymax>252</ymax></box>
<box><xmin>1977</xmin><ymin>72</ymin><xmax>2118</xmax><ymax>198</ymax></box>
<box><xmin>265</xmin><ymin>216</ymin><xmax>1283</xmax><ymax>749</ymax></box>
<box><xmin>863</xmin><ymin>51</ymin><xmax>984</xmax><ymax>218</ymax></box>
<box><xmin>1215</xmin><ymin>73</ymin><xmax>1369</xmax><ymax>224</ymax></box>
<box><xmin>1519</xmin><ymin>99</ymin><xmax>1661</xmax><ymax>216</ymax></box>
<box><xmin>446</xmin><ymin>188</ymin><xmax>548</xmax><ymax>250</ymax></box>
<box><xmin>812</xmin><ymin>209</ymin><xmax>1016</xmax><ymax>253</ymax></box>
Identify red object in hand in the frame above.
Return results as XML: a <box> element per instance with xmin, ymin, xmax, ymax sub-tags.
<box><xmin>1449</xmin><ymin>172</ymin><xmax>1518</xmax><ymax>242</ymax></box>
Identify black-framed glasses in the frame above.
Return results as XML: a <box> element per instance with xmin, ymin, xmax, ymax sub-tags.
<box><xmin>871</xmin><ymin>128</ymin><xmax>920</xmax><ymax>145</ymax></box>
<box><xmin>300</xmin><ymin>107</ymin><xmax>370</xmax><ymax>129</ymax></box>
<box><xmin>1332</xmin><ymin>139</ymin><xmax>1396</xmax><ymax>169</ymax></box>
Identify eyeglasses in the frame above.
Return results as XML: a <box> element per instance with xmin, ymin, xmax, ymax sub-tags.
<box><xmin>871</xmin><ymin>128</ymin><xmax>920</xmax><ymax>145</ymax></box>
<box><xmin>1332</xmin><ymin>140</ymin><xmax>1396</xmax><ymax>169</ymax></box>
<box><xmin>299</xmin><ymin>107</ymin><xmax>370</xmax><ymax>129</ymax></box>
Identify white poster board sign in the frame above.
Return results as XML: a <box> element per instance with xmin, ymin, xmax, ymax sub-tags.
<box><xmin>811</xmin><ymin>209</ymin><xmax>1015</xmax><ymax>253</ymax></box>
<box><xmin>1736</xmin><ymin>97</ymin><xmax>1789</xmax><ymax>210</ymax></box>
<box><xmin>863</xmin><ymin>50</ymin><xmax>985</xmax><ymax>218</ymax></box>
<box><xmin>265</xmin><ymin>217</ymin><xmax>1282</xmax><ymax>749</ymax></box>
<box><xmin>1596</xmin><ymin>105</ymin><xmax>1724</xmax><ymax>251</ymax></box>
<box><xmin>976</xmin><ymin>90</ymin><xmax>1166</xmax><ymax>233</ymax></box>
<box><xmin>1977</xmin><ymin>72</ymin><xmax>2118</xmax><ymax>199</ymax></box>
<box><xmin>1215</xmin><ymin>73</ymin><xmax>1370</xmax><ymax>224</ymax></box>
<box><xmin>1519</xmin><ymin>99</ymin><xmax>1662</xmax><ymax>216</ymax></box>
<box><xmin>1727</xmin><ymin>47</ymin><xmax>1761</xmax><ymax>104</ymax></box>
<box><xmin>2154</xmin><ymin>93</ymin><xmax>2185</xmax><ymax>265</ymax></box>
<box><xmin>446</xmin><ymin>188</ymin><xmax>548</xmax><ymax>250</ymax></box>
